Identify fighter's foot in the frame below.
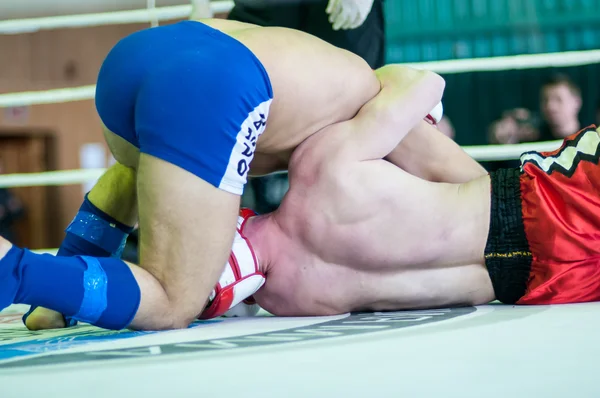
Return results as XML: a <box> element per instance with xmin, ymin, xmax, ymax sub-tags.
<box><xmin>24</xmin><ymin>307</ymin><xmax>66</xmax><ymax>330</ymax></box>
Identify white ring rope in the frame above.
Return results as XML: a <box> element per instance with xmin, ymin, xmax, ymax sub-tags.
<box><xmin>462</xmin><ymin>139</ymin><xmax>562</xmax><ymax>162</ymax></box>
<box><xmin>0</xmin><ymin>85</ymin><xmax>96</xmax><ymax>108</ymax></box>
<box><xmin>404</xmin><ymin>49</ymin><xmax>600</xmax><ymax>74</ymax></box>
<box><xmin>0</xmin><ymin>169</ymin><xmax>106</xmax><ymax>188</ymax></box>
<box><xmin>2</xmin><ymin>48</ymin><xmax>600</xmax><ymax>108</ymax></box>
<box><xmin>0</xmin><ymin>2</ymin><xmax>586</xmax><ymax>187</ymax></box>
<box><xmin>0</xmin><ymin>2</ymin><xmax>234</xmax><ymax>35</ymax></box>
<box><xmin>0</xmin><ymin>139</ymin><xmax>564</xmax><ymax>189</ymax></box>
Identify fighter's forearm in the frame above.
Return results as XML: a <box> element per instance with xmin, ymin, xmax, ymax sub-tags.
<box><xmin>386</xmin><ymin>121</ymin><xmax>487</xmax><ymax>183</ymax></box>
<box><xmin>372</xmin><ymin>66</ymin><xmax>485</xmax><ymax>183</ymax></box>
<box><xmin>341</xmin><ymin>66</ymin><xmax>445</xmax><ymax>161</ymax></box>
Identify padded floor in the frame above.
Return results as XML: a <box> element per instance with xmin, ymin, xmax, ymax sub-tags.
<box><xmin>0</xmin><ymin>303</ymin><xmax>598</xmax><ymax>397</ymax></box>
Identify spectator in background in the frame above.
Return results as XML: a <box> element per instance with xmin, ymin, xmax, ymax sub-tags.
<box><xmin>489</xmin><ymin>74</ymin><xmax>582</xmax><ymax>145</ymax></box>
<box><xmin>227</xmin><ymin>0</ymin><xmax>386</xmax><ymax>212</ymax></box>
<box><xmin>488</xmin><ymin>107</ymin><xmax>540</xmax><ymax>145</ymax></box>
<box><xmin>539</xmin><ymin>73</ymin><xmax>582</xmax><ymax>139</ymax></box>
<box><xmin>487</xmin><ymin>74</ymin><xmax>582</xmax><ymax>169</ymax></box>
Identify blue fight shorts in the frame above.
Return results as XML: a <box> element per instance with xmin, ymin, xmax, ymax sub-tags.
<box><xmin>95</xmin><ymin>21</ymin><xmax>273</xmax><ymax>195</ymax></box>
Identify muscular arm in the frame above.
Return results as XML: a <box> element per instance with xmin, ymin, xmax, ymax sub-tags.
<box><xmin>386</xmin><ymin>120</ymin><xmax>488</xmax><ymax>183</ymax></box>
<box><xmin>347</xmin><ymin>66</ymin><xmax>485</xmax><ymax>182</ymax></box>
<box><xmin>335</xmin><ymin>65</ymin><xmax>445</xmax><ymax>161</ymax></box>
<box><xmin>367</xmin><ymin>66</ymin><xmax>486</xmax><ymax>182</ymax></box>
<box><xmin>299</xmin><ymin>65</ymin><xmax>484</xmax><ymax>184</ymax></box>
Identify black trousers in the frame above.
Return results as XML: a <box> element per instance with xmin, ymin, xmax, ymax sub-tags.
<box><xmin>228</xmin><ymin>0</ymin><xmax>385</xmax><ymax>69</ymax></box>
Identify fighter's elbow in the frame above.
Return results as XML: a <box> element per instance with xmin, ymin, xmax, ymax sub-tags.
<box><xmin>417</xmin><ymin>70</ymin><xmax>446</xmax><ymax>103</ymax></box>
<box><xmin>374</xmin><ymin>67</ymin><xmax>445</xmax><ymax>126</ymax></box>
<box><xmin>155</xmin><ymin>299</ymin><xmax>206</xmax><ymax>330</ymax></box>
<box><xmin>429</xmin><ymin>70</ymin><xmax>446</xmax><ymax>90</ymax></box>
<box><xmin>166</xmin><ymin>311</ymin><xmax>200</xmax><ymax>330</ymax></box>
<box><xmin>377</xmin><ymin>65</ymin><xmax>445</xmax><ymax>92</ymax></box>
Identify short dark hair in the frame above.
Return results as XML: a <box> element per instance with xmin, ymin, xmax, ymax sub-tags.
<box><xmin>541</xmin><ymin>73</ymin><xmax>581</xmax><ymax>97</ymax></box>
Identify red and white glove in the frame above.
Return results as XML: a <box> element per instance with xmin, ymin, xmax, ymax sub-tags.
<box><xmin>425</xmin><ymin>102</ymin><xmax>444</xmax><ymax>127</ymax></box>
<box><xmin>198</xmin><ymin>209</ymin><xmax>265</xmax><ymax>319</ymax></box>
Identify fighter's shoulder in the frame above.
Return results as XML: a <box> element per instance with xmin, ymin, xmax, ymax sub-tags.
<box><xmin>288</xmin><ymin>126</ymin><xmax>355</xmax><ymax>184</ymax></box>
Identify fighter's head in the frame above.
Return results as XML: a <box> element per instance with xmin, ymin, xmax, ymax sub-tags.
<box><xmin>197</xmin><ymin>207</ymin><xmax>264</xmax><ymax>319</ymax></box>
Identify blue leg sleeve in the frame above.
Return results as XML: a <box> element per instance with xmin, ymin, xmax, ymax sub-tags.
<box><xmin>3</xmin><ymin>246</ymin><xmax>141</xmax><ymax>330</ymax></box>
<box><xmin>23</xmin><ymin>194</ymin><xmax>136</xmax><ymax>327</ymax></box>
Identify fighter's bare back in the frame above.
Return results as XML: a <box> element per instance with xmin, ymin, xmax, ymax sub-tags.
<box><xmin>251</xmin><ymin>125</ymin><xmax>496</xmax><ymax>316</ymax></box>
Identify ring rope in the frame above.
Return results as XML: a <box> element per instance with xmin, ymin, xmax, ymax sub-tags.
<box><xmin>462</xmin><ymin>139</ymin><xmax>562</xmax><ymax>162</ymax></box>
<box><xmin>0</xmin><ymin>2</ymin><xmax>580</xmax><ymax>187</ymax></box>
<box><xmin>0</xmin><ymin>169</ymin><xmax>106</xmax><ymax>188</ymax></box>
<box><xmin>404</xmin><ymin>48</ymin><xmax>600</xmax><ymax>74</ymax></box>
<box><xmin>0</xmin><ymin>85</ymin><xmax>96</xmax><ymax>107</ymax></box>
<box><xmin>1</xmin><ymin>49</ymin><xmax>600</xmax><ymax>108</ymax></box>
<box><xmin>0</xmin><ymin>139</ymin><xmax>564</xmax><ymax>189</ymax></box>
<box><xmin>0</xmin><ymin>2</ymin><xmax>233</xmax><ymax>35</ymax></box>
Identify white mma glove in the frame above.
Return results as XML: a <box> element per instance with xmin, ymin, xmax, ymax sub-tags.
<box><xmin>199</xmin><ymin>210</ymin><xmax>265</xmax><ymax>319</ymax></box>
<box><xmin>326</xmin><ymin>0</ymin><xmax>375</xmax><ymax>31</ymax></box>
<box><xmin>425</xmin><ymin>102</ymin><xmax>444</xmax><ymax>126</ymax></box>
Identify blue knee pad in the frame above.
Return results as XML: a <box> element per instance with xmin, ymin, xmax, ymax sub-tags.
<box><xmin>60</xmin><ymin>193</ymin><xmax>134</xmax><ymax>258</ymax></box>
<box><xmin>5</xmin><ymin>247</ymin><xmax>141</xmax><ymax>330</ymax></box>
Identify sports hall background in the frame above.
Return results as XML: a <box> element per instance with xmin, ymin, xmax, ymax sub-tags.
<box><xmin>0</xmin><ymin>0</ymin><xmax>599</xmax><ymax>250</ymax></box>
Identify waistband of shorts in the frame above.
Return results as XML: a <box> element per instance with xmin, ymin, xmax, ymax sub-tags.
<box><xmin>188</xmin><ymin>20</ymin><xmax>273</xmax><ymax>99</ymax></box>
<box><xmin>484</xmin><ymin>168</ymin><xmax>532</xmax><ymax>304</ymax></box>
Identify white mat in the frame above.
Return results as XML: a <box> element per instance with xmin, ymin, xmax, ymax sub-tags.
<box><xmin>0</xmin><ymin>303</ymin><xmax>598</xmax><ymax>398</ymax></box>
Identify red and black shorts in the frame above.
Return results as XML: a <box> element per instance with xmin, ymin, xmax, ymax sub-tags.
<box><xmin>485</xmin><ymin>125</ymin><xmax>600</xmax><ymax>305</ymax></box>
